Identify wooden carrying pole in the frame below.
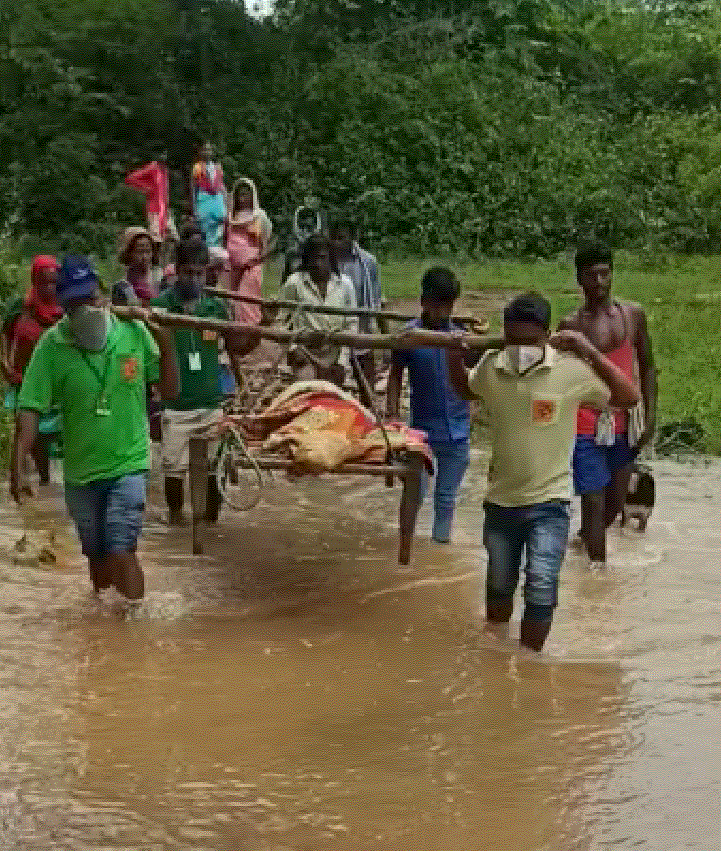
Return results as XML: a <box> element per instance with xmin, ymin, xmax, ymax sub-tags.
<box><xmin>203</xmin><ymin>287</ymin><xmax>484</xmax><ymax>327</ymax></box>
<box><xmin>188</xmin><ymin>436</ymin><xmax>209</xmax><ymax>555</ymax></box>
<box><xmin>111</xmin><ymin>304</ymin><xmax>502</xmax><ymax>352</ymax></box>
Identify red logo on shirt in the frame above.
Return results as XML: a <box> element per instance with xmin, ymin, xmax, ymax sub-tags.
<box><xmin>532</xmin><ymin>398</ymin><xmax>557</xmax><ymax>424</ymax></box>
<box><xmin>123</xmin><ymin>357</ymin><xmax>139</xmax><ymax>380</ymax></box>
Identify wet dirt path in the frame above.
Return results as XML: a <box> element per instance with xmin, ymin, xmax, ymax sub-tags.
<box><xmin>1</xmin><ymin>454</ymin><xmax>720</xmax><ymax>850</ymax></box>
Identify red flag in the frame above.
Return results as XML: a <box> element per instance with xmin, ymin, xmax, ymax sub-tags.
<box><xmin>125</xmin><ymin>161</ymin><xmax>169</xmax><ymax>238</ymax></box>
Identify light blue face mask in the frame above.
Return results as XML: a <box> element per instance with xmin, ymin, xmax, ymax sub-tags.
<box><xmin>68</xmin><ymin>305</ymin><xmax>109</xmax><ymax>351</ymax></box>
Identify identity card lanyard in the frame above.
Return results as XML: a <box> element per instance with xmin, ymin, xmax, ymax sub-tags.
<box><xmin>82</xmin><ymin>350</ymin><xmax>113</xmax><ymax>416</ymax></box>
<box><xmin>188</xmin><ymin>329</ymin><xmax>201</xmax><ymax>371</ymax></box>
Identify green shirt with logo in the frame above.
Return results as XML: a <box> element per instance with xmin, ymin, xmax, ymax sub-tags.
<box><xmin>18</xmin><ymin>314</ymin><xmax>160</xmax><ymax>485</ymax></box>
<box><xmin>150</xmin><ymin>289</ymin><xmax>229</xmax><ymax>411</ymax></box>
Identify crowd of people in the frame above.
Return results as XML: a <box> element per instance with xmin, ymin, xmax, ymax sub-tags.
<box><xmin>1</xmin><ymin>141</ymin><xmax>657</xmax><ymax>652</ymax></box>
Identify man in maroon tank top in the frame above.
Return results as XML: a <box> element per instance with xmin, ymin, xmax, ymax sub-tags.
<box><xmin>558</xmin><ymin>242</ymin><xmax>657</xmax><ymax>566</ymax></box>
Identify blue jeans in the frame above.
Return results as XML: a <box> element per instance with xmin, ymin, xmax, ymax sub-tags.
<box><xmin>421</xmin><ymin>440</ymin><xmax>470</xmax><ymax>543</ymax></box>
<box><xmin>483</xmin><ymin>500</ymin><xmax>570</xmax><ymax>620</ymax></box>
<box><xmin>65</xmin><ymin>473</ymin><xmax>146</xmax><ymax>561</ymax></box>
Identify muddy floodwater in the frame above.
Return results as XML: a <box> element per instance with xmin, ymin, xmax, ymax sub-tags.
<box><xmin>1</xmin><ymin>453</ymin><xmax>720</xmax><ymax>850</ymax></box>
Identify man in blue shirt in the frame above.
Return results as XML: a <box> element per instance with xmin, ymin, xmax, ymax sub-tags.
<box><xmin>330</xmin><ymin>217</ymin><xmax>384</xmax><ymax>409</ymax></box>
<box><xmin>386</xmin><ymin>267</ymin><xmax>470</xmax><ymax>543</ymax></box>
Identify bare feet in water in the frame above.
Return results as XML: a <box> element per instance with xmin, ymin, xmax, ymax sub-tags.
<box><xmin>482</xmin><ymin>620</ymin><xmax>509</xmax><ymax>642</ymax></box>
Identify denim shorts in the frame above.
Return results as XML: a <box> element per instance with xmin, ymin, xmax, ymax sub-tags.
<box><xmin>573</xmin><ymin>433</ymin><xmax>637</xmax><ymax>495</ymax></box>
<box><xmin>64</xmin><ymin>473</ymin><xmax>146</xmax><ymax>561</ymax></box>
<box><xmin>483</xmin><ymin>500</ymin><xmax>570</xmax><ymax>620</ymax></box>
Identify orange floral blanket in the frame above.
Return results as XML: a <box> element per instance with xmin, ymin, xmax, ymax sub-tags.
<box><xmin>217</xmin><ymin>381</ymin><xmax>434</xmax><ymax>475</ymax></box>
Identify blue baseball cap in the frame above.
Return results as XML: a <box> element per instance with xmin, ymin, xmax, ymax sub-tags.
<box><xmin>56</xmin><ymin>255</ymin><xmax>100</xmax><ymax>306</ymax></box>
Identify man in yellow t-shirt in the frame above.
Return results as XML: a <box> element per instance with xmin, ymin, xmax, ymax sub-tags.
<box><xmin>446</xmin><ymin>292</ymin><xmax>639</xmax><ymax>652</ymax></box>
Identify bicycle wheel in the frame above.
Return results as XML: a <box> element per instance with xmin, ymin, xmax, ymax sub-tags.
<box><xmin>213</xmin><ymin>427</ymin><xmax>264</xmax><ymax>512</ymax></box>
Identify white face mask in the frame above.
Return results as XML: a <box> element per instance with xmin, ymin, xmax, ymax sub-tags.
<box><xmin>68</xmin><ymin>305</ymin><xmax>109</xmax><ymax>352</ymax></box>
<box><xmin>505</xmin><ymin>344</ymin><xmax>545</xmax><ymax>375</ymax></box>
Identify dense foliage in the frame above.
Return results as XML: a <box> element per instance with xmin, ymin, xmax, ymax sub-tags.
<box><xmin>3</xmin><ymin>0</ymin><xmax>721</xmax><ymax>257</ymax></box>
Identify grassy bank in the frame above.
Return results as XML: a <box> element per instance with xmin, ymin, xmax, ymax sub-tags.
<box><xmin>3</xmin><ymin>252</ymin><xmax>720</xmax><ymax>453</ymax></box>
<box><xmin>373</xmin><ymin>254</ymin><xmax>721</xmax><ymax>453</ymax></box>
<box><xmin>375</xmin><ymin>254</ymin><xmax>721</xmax><ymax>454</ymax></box>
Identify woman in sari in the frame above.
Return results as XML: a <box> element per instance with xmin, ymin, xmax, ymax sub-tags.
<box><xmin>111</xmin><ymin>226</ymin><xmax>158</xmax><ymax>306</ymax></box>
<box><xmin>125</xmin><ymin>158</ymin><xmax>170</xmax><ymax>241</ymax></box>
<box><xmin>226</xmin><ymin>177</ymin><xmax>275</xmax><ymax>325</ymax></box>
<box><xmin>190</xmin><ymin>142</ymin><xmax>227</xmax><ymax>248</ymax></box>
<box><xmin>112</xmin><ymin>227</ymin><xmax>163</xmax><ymax>439</ymax></box>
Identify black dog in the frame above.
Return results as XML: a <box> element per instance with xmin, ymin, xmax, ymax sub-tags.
<box><xmin>620</xmin><ymin>464</ymin><xmax>655</xmax><ymax>532</ymax></box>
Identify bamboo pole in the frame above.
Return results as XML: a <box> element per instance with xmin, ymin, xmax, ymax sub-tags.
<box><xmin>203</xmin><ymin>286</ymin><xmax>485</xmax><ymax>328</ymax></box>
<box><xmin>238</xmin><ymin>457</ymin><xmax>408</xmax><ymax>477</ymax></box>
<box><xmin>111</xmin><ymin>304</ymin><xmax>502</xmax><ymax>352</ymax></box>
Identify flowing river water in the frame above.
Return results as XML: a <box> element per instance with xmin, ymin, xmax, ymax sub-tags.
<box><xmin>1</xmin><ymin>452</ymin><xmax>720</xmax><ymax>850</ymax></box>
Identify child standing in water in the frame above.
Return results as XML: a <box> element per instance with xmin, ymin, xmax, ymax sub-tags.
<box><xmin>386</xmin><ymin>267</ymin><xmax>470</xmax><ymax>544</ymax></box>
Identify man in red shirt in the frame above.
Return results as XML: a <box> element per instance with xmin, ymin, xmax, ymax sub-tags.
<box><xmin>558</xmin><ymin>242</ymin><xmax>657</xmax><ymax>566</ymax></box>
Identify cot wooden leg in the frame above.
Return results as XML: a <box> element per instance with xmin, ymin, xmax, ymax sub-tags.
<box><xmin>189</xmin><ymin>436</ymin><xmax>209</xmax><ymax>555</ymax></box>
<box><xmin>399</xmin><ymin>454</ymin><xmax>423</xmax><ymax>565</ymax></box>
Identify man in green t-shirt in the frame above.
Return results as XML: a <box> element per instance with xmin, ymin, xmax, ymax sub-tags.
<box><xmin>11</xmin><ymin>255</ymin><xmax>179</xmax><ymax>601</ymax></box>
<box><xmin>151</xmin><ymin>234</ymin><xmax>240</xmax><ymax>526</ymax></box>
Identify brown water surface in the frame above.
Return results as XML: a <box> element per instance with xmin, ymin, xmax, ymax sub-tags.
<box><xmin>1</xmin><ymin>454</ymin><xmax>720</xmax><ymax>850</ymax></box>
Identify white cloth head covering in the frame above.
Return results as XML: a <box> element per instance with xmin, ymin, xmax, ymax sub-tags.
<box><xmin>207</xmin><ymin>245</ymin><xmax>229</xmax><ymax>268</ymax></box>
<box><xmin>293</xmin><ymin>205</ymin><xmax>322</xmax><ymax>241</ymax></box>
<box><xmin>230</xmin><ymin>177</ymin><xmax>260</xmax><ymax>225</ymax></box>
